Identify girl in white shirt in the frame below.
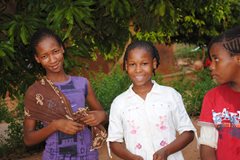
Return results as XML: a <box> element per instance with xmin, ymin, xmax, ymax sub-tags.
<box><xmin>107</xmin><ymin>41</ymin><xmax>196</xmax><ymax>160</ymax></box>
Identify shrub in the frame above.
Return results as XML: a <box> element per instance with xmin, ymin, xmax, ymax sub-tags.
<box><xmin>0</xmin><ymin>95</ymin><xmax>44</xmax><ymax>158</ymax></box>
<box><xmin>90</xmin><ymin>66</ymin><xmax>131</xmax><ymax>113</ymax></box>
<box><xmin>165</xmin><ymin>68</ymin><xmax>216</xmax><ymax>116</ymax></box>
<box><xmin>0</xmin><ymin>98</ymin><xmax>24</xmax><ymax>157</ymax></box>
<box><xmin>0</xmin><ymin>101</ymin><xmax>13</xmax><ymax>123</ymax></box>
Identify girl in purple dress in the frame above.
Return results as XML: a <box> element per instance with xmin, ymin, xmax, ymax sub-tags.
<box><xmin>23</xmin><ymin>28</ymin><xmax>107</xmax><ymax>160</ymax></box>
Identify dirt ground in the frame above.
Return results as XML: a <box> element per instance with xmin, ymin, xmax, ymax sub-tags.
<box><xmin>18</xmin><ymin>118</ymin><xmax>200</xmax><ymax>160</ymax></box>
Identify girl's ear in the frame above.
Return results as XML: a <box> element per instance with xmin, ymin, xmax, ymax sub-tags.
<box><xmin>35</xmin><ymin>55</ymin><xmax>40</xmax><ymax>63</ymax></box>
<box><xmin>234</xmin><ymin>55</ymin><xmax>240</xmax><ymax>64</ymax></box>
<box><xmin>125</xmin><ymin>61</ymin><xmax>128</xmax><ymax>71</ymax></box>
<box><xmin>60</xmin><ymin>46</ymin><xmax>64</xmax><ymax>54</ymax></box>
<box><xmin>153</xmin><ymin>58</ymin><xmax>157</xmax><ymax>69</ymax></box>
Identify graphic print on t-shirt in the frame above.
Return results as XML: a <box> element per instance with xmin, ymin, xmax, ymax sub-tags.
<box><xmin>212</xmin><ymin>108</ymin><xmax>240</xmax><ymax>138</ymax></box>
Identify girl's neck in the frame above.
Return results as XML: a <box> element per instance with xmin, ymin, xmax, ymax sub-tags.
<box><xmin>46</xmin><ymin>72</ymin><xmax>69</xmax><ymax>83</ymax></box>
<box><xmin>132</xmin><ymin>82</ymin><xmax>153</xmax><ymax>100</ymax></box>
<box><xmin>229</xmin><ymin>82</ymin><xmax>240</xmax><ymax>92</ymax></box>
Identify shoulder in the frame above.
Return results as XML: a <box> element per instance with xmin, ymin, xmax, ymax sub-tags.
<box><xmin>204</xmin><ymin>84</ymin><xmax>227</xmax><ymax>98</ymax></box>
<box><xmin>71</xmin><ymin>76</ymin><xmax>88</xmax><ymax>82</ymax></box>
<box><xmin>70</xmin><ymin>76</ymin><xmax>89</xmax><ymax>86</ymax></box>
<box><xmin>24</xmin><ymin>80</ymin><xmax>41</xmax><ymax>101</ymax></box>
<box><xmin>112</xmin><ymin>89</ymin><xmax>129</xmax><ymax>103</ymax></box>
<box><xmin>109</xmin><ymin>89</ymin><xmax>129</xmax><ymax>114</ymax></box>
<box><xmin>25</xmin><ymin>81</ymin><xmax>40</xmax><ymax>95</ymax></box>
<box><xmin>153</xmin><ymin>82</ymin><xmax>181</xmax><ymax>96</ymax></box>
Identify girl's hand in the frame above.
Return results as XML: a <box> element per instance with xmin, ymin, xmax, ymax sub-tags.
<box><xmin>52</xmin><ymin>119</ymin><xmax>85</xmax><ymax>135</ymax></box>
<box><xmin>153</xmin><ymin>148</ymin><xmax>168</xmax><ymax>160</ymax></box>
<box><xmin>80</xmin><ymin>110</ymin><xmax>106</xmax><ymax>126</ymax></box>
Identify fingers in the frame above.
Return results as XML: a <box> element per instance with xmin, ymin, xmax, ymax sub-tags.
<box><xmin>133</xmin><ymin>155</ymin><xmax>144</xmax><ymax>160</ymax></box>
<box><xmin>80</xmin><ymin>111</ymin><xmax>102</xmax><ymax>126</ymax></box>
<box><xmin>67</xmin><ymin>122</ymin><xmax>84</xmax><ymax>135</ymax></box>
<box><xmin>153</xmin><ymin>153</ymin><xmax>166</xmax><ymax>160</ymax></box>
<box><xmin>54</xmin><ymin>119</ymin><xmax>85</xmax><ymax>135</ymax></box>
<box><xmin>81</xmin><ymin>114</ymin><xmax>97</xmax><ymax>125</ymax></box>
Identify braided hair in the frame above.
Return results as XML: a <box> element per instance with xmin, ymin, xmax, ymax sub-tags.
<box><xmin>30</xmin><ymin>28</ymin><xmax>64</xmax><ymax>55</ymax></box>
<box><xmin>208</xmin><ymin>26</ymin><xmax>240</xmax><ymax>57</ymax></box>
<box><xmin>123</xmin><ymin>40</ymin><xmax>160</xmax><ymax>75</ymax></box>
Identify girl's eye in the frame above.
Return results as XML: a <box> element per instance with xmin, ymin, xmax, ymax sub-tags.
<box><xmin>41</xmin><ymin>55</ymin><xmax>48</xmax><ymax>60</ymax></box>
<box><xmin>142</xmin><ymin>62</ymin><xmax>148</xmax><ymax>65</ymax></box>
<box><xmin>129</xmin><ymin>63</ymin><xmax>135</xmax><ymax>66</ymax></box>
<box><xmin>53</xmin><ymin>49</ymin><xmax>61</xmax><ymax>54</ymax></box>
<box><xmin>214</xmin><ymin>58</ymin><xmax>219</xmax><ymax>62</ymax></box>
<box><xmin>211</xmin><ymin>55</ymin><xmax>219</xmax><ymax>63</ymax></box>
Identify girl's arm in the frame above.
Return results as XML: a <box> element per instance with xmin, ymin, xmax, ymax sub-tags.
<box><xmin>153</xmin><ymin>131</ymin><xmax>194</xmax><ymax>160</ymax></box>
<box><xmin>200</xmin><ymin>145</ymin><xmax>216</xmax><ymax>160</ymax></box>
<box><xmin>198</xmin><ymin>125</ymin><xmax>218</xmax><ymax>160</ymax></box>
<box><xmin>24</xmin><ymin>118</ymin><xmax>84</xmax><ymax>146</ymax></box>
<box><xmin>82</xmin><ymin>80</ymin><xmax>108</xmax><ymax>126</ymax></box>
<box><xmin>110</xmin><ymin>142</ymin><xmax>144</xmax><ymax>160</ymax></box>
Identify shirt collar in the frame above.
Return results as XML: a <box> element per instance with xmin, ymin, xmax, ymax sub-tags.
<box><xmin>128</xmin><ymin>80</ymin><xmax>159</xmax><ymax>96</ymax></box>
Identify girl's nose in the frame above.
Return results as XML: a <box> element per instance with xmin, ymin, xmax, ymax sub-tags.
<box><xmin>49</xmin><ymin>54</ymin><xmax>57</xmax><ymax>63</ymax></box>
<box><xmin>135</xmin><ymin>64</ymin><xmax>142</xmax><ymax>72</ymax></box>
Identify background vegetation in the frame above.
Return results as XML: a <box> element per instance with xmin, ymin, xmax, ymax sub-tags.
<box><xmin>0</xmin><ymin>0</ymin><xmax>238</xmax><ymax>158</ymax></box>
<box><xmin>0</xmin><ymin>0</ymin><xmax>240</xmax><ymax>97</ymax></box>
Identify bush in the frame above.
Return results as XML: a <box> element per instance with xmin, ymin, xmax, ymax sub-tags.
<box><xmin>90</xmin><ymin>66</ymin><xmax>131</xmax><ymax>113</ymax></box>
<box><xmin>0</xmin><ymin>101</ymin><xmax>13</xmax><ymax>123</ymax></box>
<box><xmin>0</xmin><ymin>97</ymin><xmax>24</xmax><ymax>157</ymax></box>
<box><xmin>0</xmin><ymin>95</ymin><xmax>44</xmax><ymax>158</ymax></box>
<box><xmin>165</xmin><ymin>69</ymin><xmax>216</xmax><ymax>116</ymax></box>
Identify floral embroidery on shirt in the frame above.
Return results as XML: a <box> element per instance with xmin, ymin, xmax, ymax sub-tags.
<box><xmin>156</xmin><ymin>115</ymin><xmax>167</xmax><ymax>131</ymax></box>
<box><xmin>127</xmin><ymin>120</ymin><xmax>139</xmax><ymax>134</ymax></box>
<box><xmin>160</xmin><ymin>140</ymin><xmax>168</xmax><ymax>147</ymax></box>
<box><xmin>135</xmin><ymin>143</ymin><xmax>142</xmax><ymax>149</ymax></box>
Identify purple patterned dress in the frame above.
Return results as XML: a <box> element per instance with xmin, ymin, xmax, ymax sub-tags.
<box><xmin>42</xmin><ymin>76</ymin><xmax>98</xmax><ymax>160</ymax></box>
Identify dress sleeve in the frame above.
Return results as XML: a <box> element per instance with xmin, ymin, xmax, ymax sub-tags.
<box><xmin>171</xmin><ymin>90</ymin><xmax>196</xmax><ymax>134</ymax></box>
<box><xmin>107</xmin><ymin>98</ymin><xmax>124</xmax><ymax>143</ymax></box>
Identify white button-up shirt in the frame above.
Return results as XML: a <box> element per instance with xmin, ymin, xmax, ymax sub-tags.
<box><xmin>107</xmin><ymin>81</ymin><xmax>196</xmax><ymax>160</ymax></box>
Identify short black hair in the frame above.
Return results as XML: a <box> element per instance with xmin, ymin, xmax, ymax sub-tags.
<box><xmin>123</xmin><ymin>40</ymin><xmax>160</xmax><ymax>75</ymax></box>
<box><xmin>30</xmin><ymin>28</ymin><xmax>64</xmax><ymax>55</ymax></box>
<box><xmin>208</xmin><ymin>25</ymin><xmax>240</xmax><ymax>57</ymax></box>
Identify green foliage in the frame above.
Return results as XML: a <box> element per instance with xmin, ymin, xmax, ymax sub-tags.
<box><xmin>0</xmin><ymin>96</ymin><xmax>24</xmax><ymax>157</ymax></box>
<box><xmin>0</xmin><ymin>0</ymin><xmax>240</xmax><ymax>98</ymax></box>
<box><xmin>90</xmin><ymin>66</ymin><xmax>131</xmax><ymax>112</ymax></box>
<box><xmin>166</xmin><ymin>69</ymin><xmax>216</xmax><ymax>116</ymax></box>
<box><xmin>0</xmin><ymin>94</ymin><xmax>44</xmax><ymax>158</ymax></box>
<box><xmin>174</xmin><ymin>44</ymin><xmax>201</xmax><ymax>60</ymax></box>
<box><xmin>0</xmin><ymin>101</ymin><xmax>13</xmax><ymax>123</ymax></box>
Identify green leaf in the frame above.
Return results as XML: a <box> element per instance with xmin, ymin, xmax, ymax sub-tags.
<box><xmin>20</xmin><ymin>25</ymin><xmax>29</xmax><ymax>45</ymax></box>
<box><xmin>0</xmin><ymin>49</ymin><xmax>6</xmax><ymax>57</ymax></box>
<box><xmin>159</xmin><ymin>1</ymin><xmax>166</xmax><ymax>17</ymax></box>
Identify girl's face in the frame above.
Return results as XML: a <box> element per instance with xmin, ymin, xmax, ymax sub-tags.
<box><xmin>125</xmin><ymin>47</ymin><xmax>157</xmax><ymax>88</ymax></box>
<box><xmin>209</xmin><ymin>42</ymin><xmax>240</xmax><ymax>84</ymax></box>
<box><xmin>34</xmin><ymin>37</ymin><xmax>64</xmax><ymax>74</ymax></box>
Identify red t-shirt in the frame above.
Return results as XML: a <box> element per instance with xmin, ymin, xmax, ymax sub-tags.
<box><xmin>199</xmin><ymin>84</ymin><xmax>240</xmax><ymax>160</ymax></box>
